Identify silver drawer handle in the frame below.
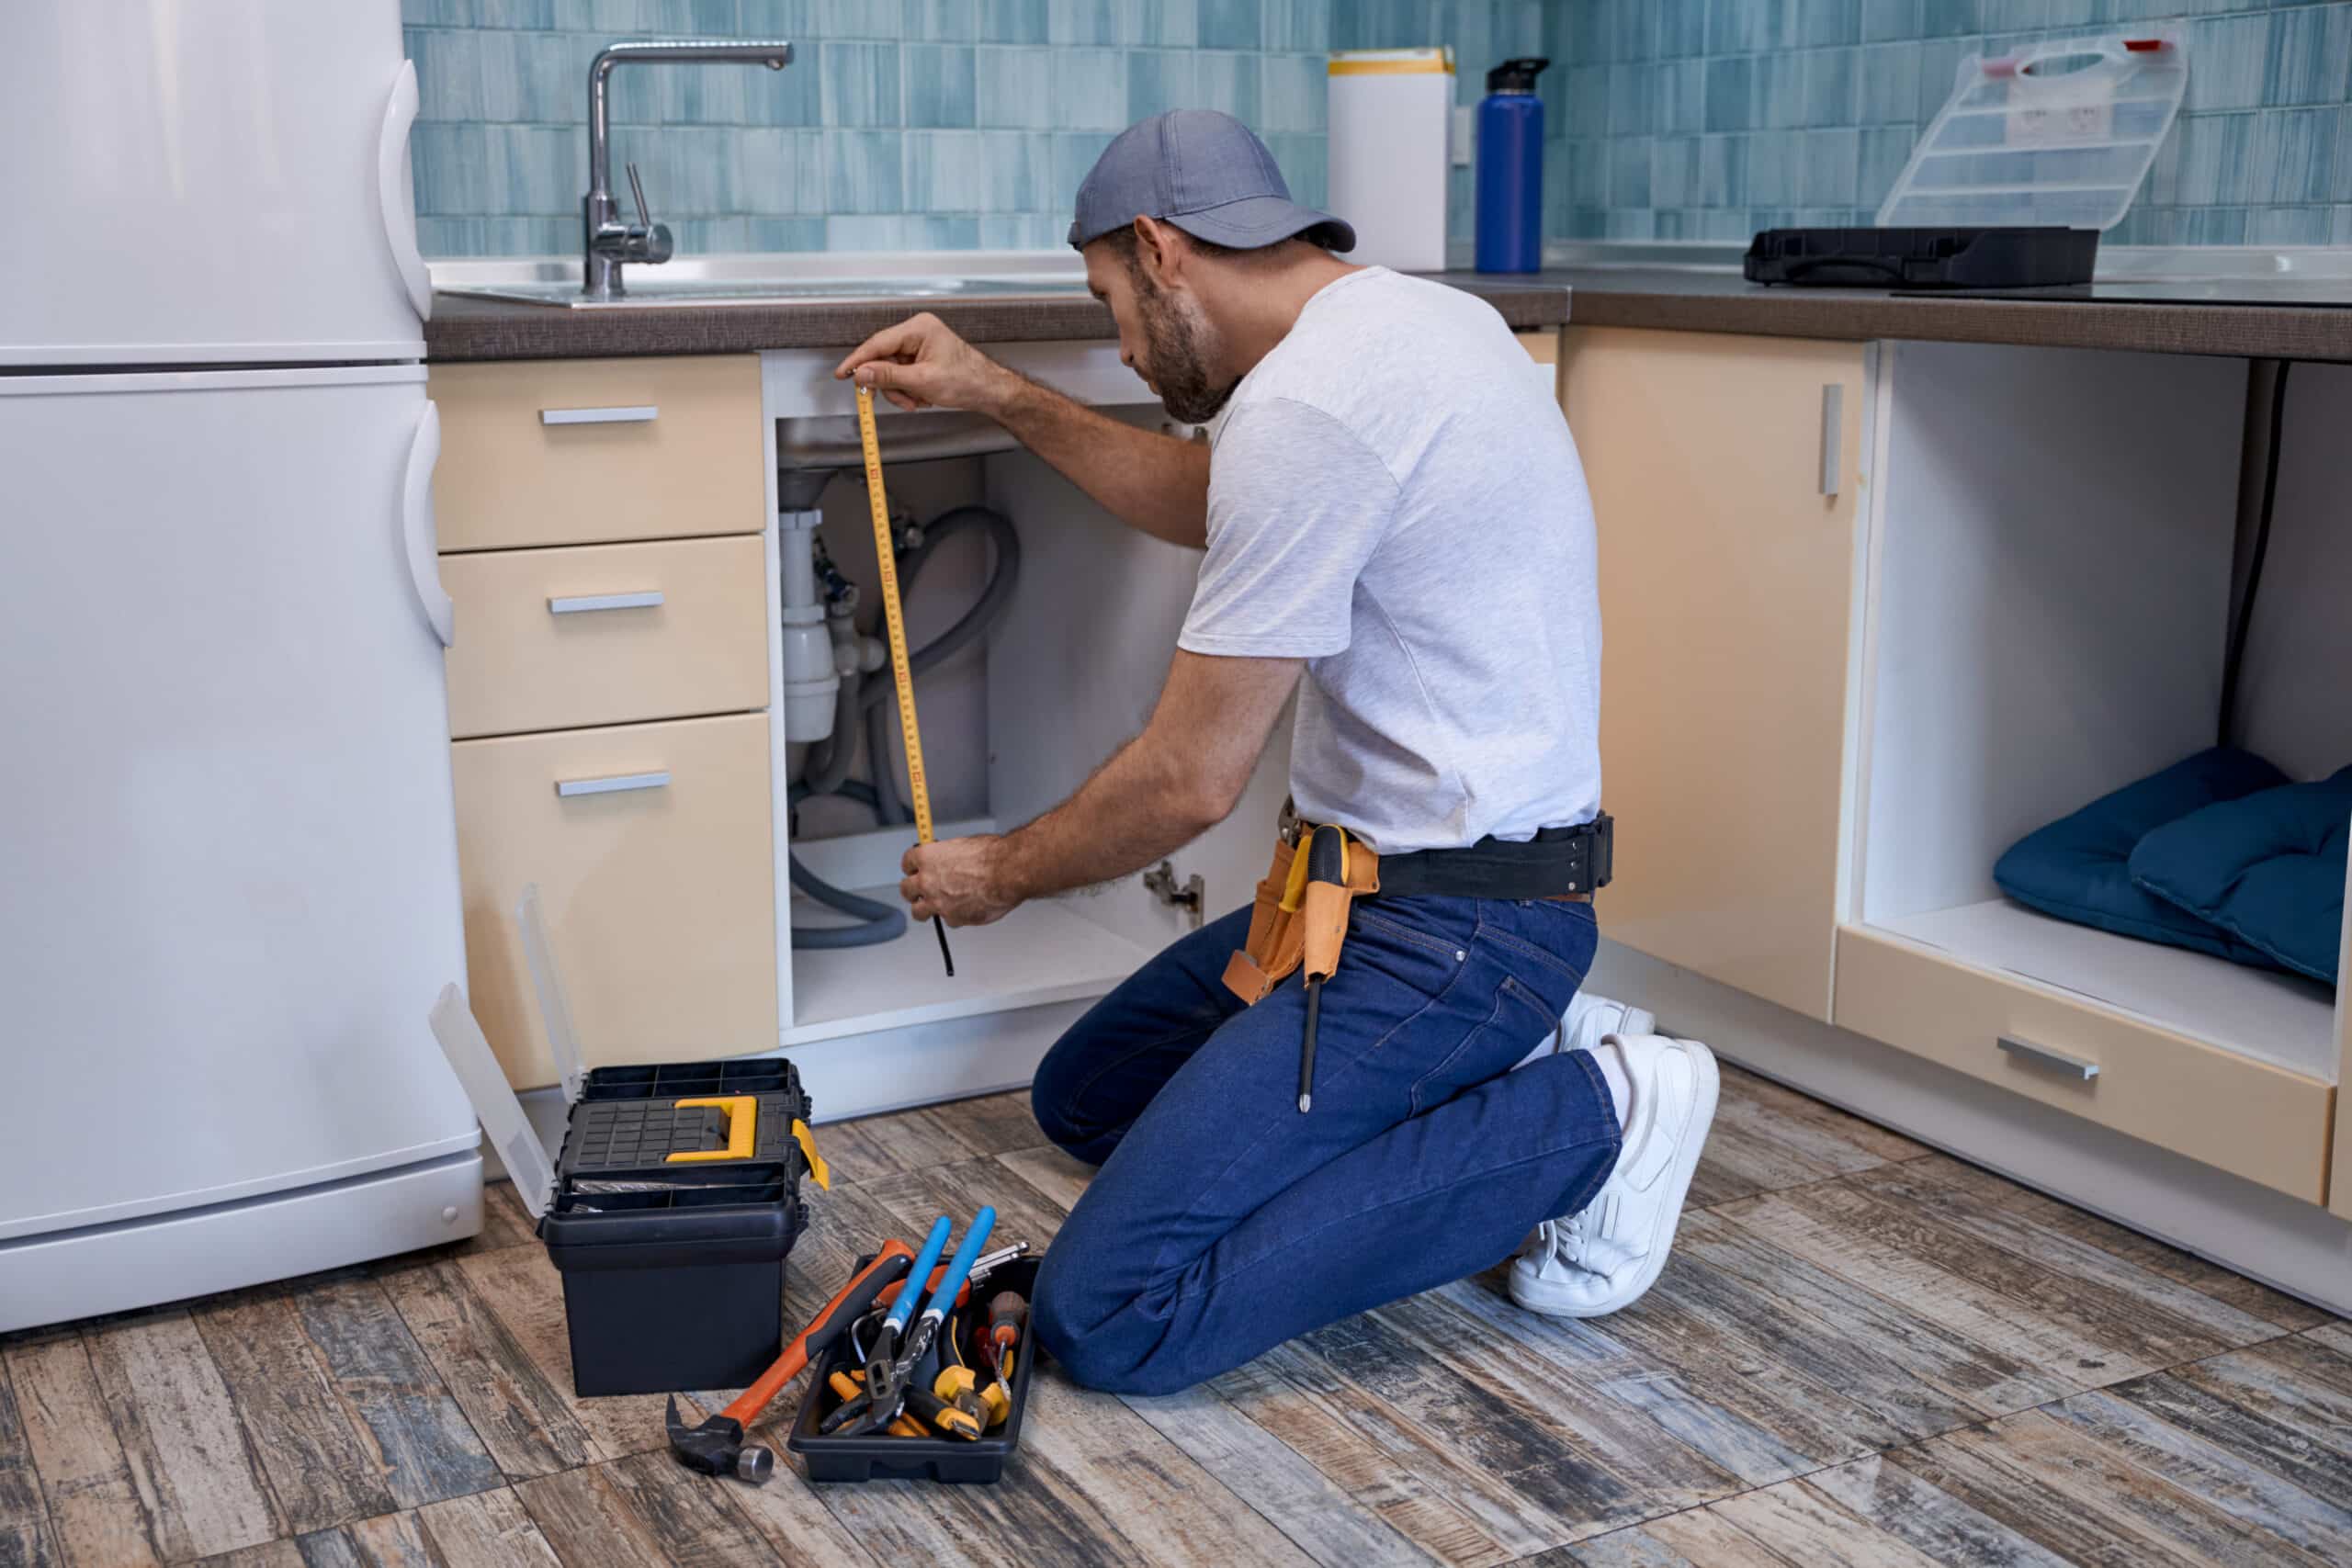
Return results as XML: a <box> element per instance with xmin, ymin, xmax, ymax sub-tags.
<box><xmin>1818</xmin><ymin>383</ymin><xmax>1843</xmax><ymax>497</ymax></box>
<box><xmin>555</xmin><ymin>771</ymin><xmax>671</xmax><ymax>798</ymax></box>
<box><xmin>540</xmin><ymin>405</ymin><xmax>659</xmax><ymax>425</ymax></box>
<box><xmin>1997</xmin><ymin>1035</ymin><xmax>2099</xmax><ymax>1080</ymax></box>
<box><xmin>548</xmin><ymin>591</ymin><xmax>664</xmax><ymax>615</ymax></box>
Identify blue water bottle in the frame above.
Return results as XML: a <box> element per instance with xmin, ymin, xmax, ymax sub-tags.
<box><xmin>1475</xmin><ymin>57</ymin><xmax>1550</xmax><ymax>274</ymax></box>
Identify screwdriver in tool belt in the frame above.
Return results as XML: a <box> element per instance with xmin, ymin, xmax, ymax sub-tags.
<box><xmin>1297</xmin><ymin>826</ymin><xmax>1346</xmax><ymax>1113</ymax></box>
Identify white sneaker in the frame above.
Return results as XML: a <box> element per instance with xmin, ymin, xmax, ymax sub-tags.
<box><xmin>1511</xmin><ymin>991</ymin><xmax>1657</xmax><ymax>1072</ymax></box>
<box><xmin>1510</xmin><ymin>1033</ymin><xmax>1720</xmax><ymax>1318</ymax></box>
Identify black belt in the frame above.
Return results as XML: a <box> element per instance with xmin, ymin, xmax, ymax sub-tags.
<box><xmin>1283</xmin><ymin>806</ymin><xmax>1613</xmax><ymax>901</ymax></box>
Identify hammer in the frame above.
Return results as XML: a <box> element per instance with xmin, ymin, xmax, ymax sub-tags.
<box><xmin>665</xmin><ymin>1241</ymin><xmax>915</xmax><ymax>1484</ymax></box>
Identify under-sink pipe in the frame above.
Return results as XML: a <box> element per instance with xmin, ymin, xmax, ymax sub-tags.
<box><xmin>779</xmin><ymin>508</ymin><xmax>842</xmax><ymax>744</ymax></box>
<box><xmin>784</xmin><ymin>498</ymin><xmax>1023</xmax><ymax>941</ymax></box>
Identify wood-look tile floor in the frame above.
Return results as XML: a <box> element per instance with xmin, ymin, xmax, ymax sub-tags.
<box><xmin>6</xmin><ymin>1065</ymin><xmax>2347</xmax><ymax>1568</ymax></box>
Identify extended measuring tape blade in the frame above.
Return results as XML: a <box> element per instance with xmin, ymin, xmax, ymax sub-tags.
<box><xmin>855</xmin><ymin>386</ymin><xmax>955</xmax><ymax>976</ymax></box>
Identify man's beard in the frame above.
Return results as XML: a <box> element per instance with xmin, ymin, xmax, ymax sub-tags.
<box><xmin>1133</xmin><ymin>270</ymin><xmax>1238</xmax><ymax>424</ymax></box>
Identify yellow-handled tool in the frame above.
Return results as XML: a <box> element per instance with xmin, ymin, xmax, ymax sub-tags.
<box><xmin>854</xmin><ymin>385</ymin><xmax>955</xmax><ymax>978</ymax></box>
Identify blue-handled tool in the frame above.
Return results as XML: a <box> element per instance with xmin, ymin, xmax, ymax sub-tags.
<box><xmin>834</xmin><ymin>1209</ymin><xmax>998</xmax><ymax>1439</ymax></box>
<box><xmin>861</xmin><ymin>1215</ymin><xmax>951</xmax><ymax>1421</ymax></box>
<box><xmin>912</xmin><ymin>1208</ymin><xmax>993</xmax><ymax>1336</ymax></box>
<box><xmin>882</xmin><ymin>1217</ymin><xmax>953</xmax><ymax>1337</ymax></box>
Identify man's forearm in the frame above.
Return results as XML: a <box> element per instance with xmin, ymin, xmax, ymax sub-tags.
<box><xmin>993</xmin><ymin>730</ymin><xmax>1223</xmax><ymax>903</ymax></box>
<box><xmin>985</xmin><ymin>370</ymin><xmax>1210</xmax><ymax>549</ymax></box>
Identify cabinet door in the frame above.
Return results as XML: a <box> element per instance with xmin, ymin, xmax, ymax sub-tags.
<box><xmin>428</xmin><ymin>356</ymin><xmax>765</xmax><ymax>553</ymax></box>
<box><xmin>5</xmin><ymin>4</ymin><xmax>427</xmax><ymax>364</ymax></box>
<box><xmin>1561</xmin><ymin>327</ymin><xmax>1867</xmax><ymax>1022</ymax></box>
<box><xmin>0</xmin><ymin>367</ymin><xmax>472</xmax><ymax>1237</ymax></box>
<box><xmin>451</xmin><ymin>713</ymin><xmax>777</xmax><ymax>1090</ymax></box>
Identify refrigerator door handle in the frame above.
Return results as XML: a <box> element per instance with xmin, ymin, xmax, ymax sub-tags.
<box><xmin>402</xmin><ymin>400</ymin><xmax>456</xmax><ymax>649</ymax></box>
<box><xmin>377</xmin><ymin>61</ymin><xmax>435</xmax><ymax>322</ymax></box>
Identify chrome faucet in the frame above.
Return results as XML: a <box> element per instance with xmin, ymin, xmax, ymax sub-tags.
<box><xmin>583</xmin><ymin>39</ymin><xmax>795</xmax><ymax>300</ymax></box>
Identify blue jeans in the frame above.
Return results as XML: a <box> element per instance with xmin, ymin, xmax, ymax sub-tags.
<box><xmin>1028</xmin><ymin>895</ymin><xmax>1618</xmax><ymax>1395</ymax></box>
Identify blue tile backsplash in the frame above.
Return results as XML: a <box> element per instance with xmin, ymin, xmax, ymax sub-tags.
<box><xmin>407</xmin><ymin>0</ymin><xmax>2350</xmax><ymax>256</ymax></box>
<box><xmin>1543</xmin><ymin>0</ymin><xmax>2352</xmax><ymax>246</ymax></box>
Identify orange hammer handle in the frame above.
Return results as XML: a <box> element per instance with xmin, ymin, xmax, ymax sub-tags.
<box><xmin>720</xmin><ymin>1239</ymin><xmax>916</xmax><ymax>1428</ymax></box>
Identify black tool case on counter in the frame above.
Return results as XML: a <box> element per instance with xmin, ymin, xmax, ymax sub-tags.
<box><xmin>1744</xmin><ymin>226</ymin><xmax>2099</xmax><ymax>288</ymax></box>
<box><xmin>790</xmin><ymin>1257</ymin><xmax>1041</xmax><ymax>1483</ymax></box>
<box><xmin>427</xmin><ymin>888</ymin><xmax>824</xmax><ymax>1399</ymax></box>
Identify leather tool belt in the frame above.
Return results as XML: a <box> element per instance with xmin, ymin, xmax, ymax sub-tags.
<box><xmin>1220</xmin><ymin>806</ymin><xmax>1614</xmax><ymax>1006</ymax></box>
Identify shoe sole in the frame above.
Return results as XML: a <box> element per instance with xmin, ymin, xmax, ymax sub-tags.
<box><xmin>1514</xmin><ymin>1038</ymin><xmax>1720</xmax><ymax>1320</ymax></box>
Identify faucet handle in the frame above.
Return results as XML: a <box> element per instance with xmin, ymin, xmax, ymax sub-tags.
<box><xmin>626</xmin><ymin>161</ymin><xmax>653</xmax><ymax>228</ymax></box>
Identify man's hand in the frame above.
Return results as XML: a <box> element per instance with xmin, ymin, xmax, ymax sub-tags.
<box><xmin>835</xmin><ymin>313</ymin><xmax>1016</xmax><ymax>415</ymax></box>
<box><xmin>902</xmin><ymin>833</ymin><xmax>1020</xmax><ymax>928</ymax></box>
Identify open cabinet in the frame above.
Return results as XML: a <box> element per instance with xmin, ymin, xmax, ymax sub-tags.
<box><xmin>756</xmin><ymin>345</ymin><xmax>1290</xmax><ymax>1120</ymax></box>
<box><xmin>1837</xmin><ymin>342</ymin><xmax>2347</xmax><ymax>1204</ymax></box>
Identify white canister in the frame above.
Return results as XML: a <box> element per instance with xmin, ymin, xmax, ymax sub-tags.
<box><xmin>1326</xmin><ymin>47</ymin><xmax>1454</xmax><ymax>273</ymax></box>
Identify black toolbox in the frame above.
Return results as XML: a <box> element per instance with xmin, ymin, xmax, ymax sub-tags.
<box><xmin>790</xmin><ymin>1257</ymin><xmax>1040</xmax><ymax>1483</ymax></box>
<box><xmin>1744</xmin><ymin>226</ymin><xmax>2099</xmax><ymax>289</ymax></box>
<box><xmin>541</xmin><ymin>1060</ymin><xmax>816</xmax><ymax>1396</ymax></box>
<box><xmin>428</xmin><ymin>887</ymin><xmax>826</xmax><ymax>1399</ymax></box>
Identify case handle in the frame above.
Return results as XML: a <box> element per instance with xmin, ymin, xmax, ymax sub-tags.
<box><xmin>376</xmin><ymin>61</ymin><xmax>434</xmax><ymax>322</ymax></box>
<box><xmin>401</xmin><ymin>401</ymin><xmax>454</xmax><ymax>649</ymax></box>
<box><xmin>667</xmin><ymin>1096</ymin><xmax>759</xmax><ymax>1163</ymax></box>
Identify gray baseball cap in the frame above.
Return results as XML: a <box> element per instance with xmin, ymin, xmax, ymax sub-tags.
<box><xmin>1068</xmin><ymin>109</ymin><xmax>1355</xmax><ymax>254</ymax></box>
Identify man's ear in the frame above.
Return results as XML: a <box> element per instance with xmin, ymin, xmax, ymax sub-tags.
<box><xmin>1132</xmin><ymin>214</ymin><xmax>1184</xmax><ymax>287</ymax></box>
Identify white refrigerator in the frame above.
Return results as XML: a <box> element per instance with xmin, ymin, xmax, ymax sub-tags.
<box><xmin>0</xmin><ymin>2</ymin><xmax>481</xmax><ymax>1331</ymax></box>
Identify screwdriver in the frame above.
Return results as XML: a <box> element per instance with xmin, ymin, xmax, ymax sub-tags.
<box><xmin>983</xmin><ymin>1291</ymin><xmax>1026</xmax><ymax>1411</ymax></box>
<box><xmin>1297</xmin><ymin>826</ymin><xmax>1347</xmax><ymax>1113</ymax></box>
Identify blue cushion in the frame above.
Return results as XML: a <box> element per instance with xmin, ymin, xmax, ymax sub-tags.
<box><xmin>2130</xmin><ymin>765</ymin><xmax>2352</xmax><ymax>985</ymax></box>
<box><xmin>1993</xmin><ymin>748</ymin><xmax>2288</xmax><ymax>967</ymax></box>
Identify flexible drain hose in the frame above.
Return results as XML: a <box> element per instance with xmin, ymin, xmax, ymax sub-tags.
<box><xmin>788</xmin><ymin>504</ymin><xmax>1022</xmax><ymax>944</ymax></box>
<box><xmin>865</xmin><ymin>506</ymin><xmax>1023</xmax><ymax>825</ymax></box>
<box><xmin>786</xmin><ymin>782</ymin><xmax>908</xmax><ymax>947</ymax></box>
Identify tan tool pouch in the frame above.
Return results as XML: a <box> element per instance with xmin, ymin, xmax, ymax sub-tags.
<box><xmin>1221</xmin><ymin>828</ymin><xmax>1380</xmax><ymax>1005</ymax></box>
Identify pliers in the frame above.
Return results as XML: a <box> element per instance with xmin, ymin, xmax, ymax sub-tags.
<box><xmin>825</xmin><ymin>1208</ymin><xmax>997</xmax><ymax>1438</ymax></box>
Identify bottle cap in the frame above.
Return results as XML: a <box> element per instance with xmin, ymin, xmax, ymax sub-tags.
<box><xmin>1486</xmin><ymin>57</ymin><xmax>1549</xmax><ymax>94</ymax></box>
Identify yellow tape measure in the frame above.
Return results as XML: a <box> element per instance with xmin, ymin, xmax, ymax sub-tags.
<box><xmin>855</xmin><ymin>386</ymin><xmax>955</xmax><ymax>976</ymax></box>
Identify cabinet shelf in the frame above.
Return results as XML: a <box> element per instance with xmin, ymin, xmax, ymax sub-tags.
<box><xmin>783</xmin><ymin>886</ymin><xmax>1154</xmax><ymax>1046</ymax></box>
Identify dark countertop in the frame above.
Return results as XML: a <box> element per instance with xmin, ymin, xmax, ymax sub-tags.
<box><xmin>424</xmin><ymin>264</ymin><xmax>2352</xmax><ymax>365</ymax></box>
<box><xmin>423</xmin><ymin>271</ymin><xmax>1575</xmax><ymax>361</ymax></box>
<box><xmin>1551</xmin><ymin>266</ymin><xmax>2352</xmax><ymax>362</ymax></box>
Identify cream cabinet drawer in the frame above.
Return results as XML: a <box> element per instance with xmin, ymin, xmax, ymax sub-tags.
<box><xmin>442</xmin><ymin>536</ymin><xmax>769</xmax><ymax>739</ymax></box>
<box><xmin>430</xmin><ymin>355</ymin><xmax>763</xmax><ymax>552</ymax></box>
<box><xmin>453</xmin><ymin>713</ymin><xmax>776</xmax><ymax>1090</ymax></box>
<box><xmin>1834</xmin><ymin>925</ymin><xmax>2334</xmax><ymax>1202</ymax></box>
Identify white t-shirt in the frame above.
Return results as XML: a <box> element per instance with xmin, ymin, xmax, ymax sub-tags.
<box><xmin>1178</xmin><ymin>266</ymin><xmax>1600</xmax><ymax>855</ymax></box>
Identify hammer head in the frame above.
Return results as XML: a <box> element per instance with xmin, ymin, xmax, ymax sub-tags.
<box><xmin>664</xmin><ymin>1395</ymin><xmax>775</xmax><ymax>1485</ymax></box>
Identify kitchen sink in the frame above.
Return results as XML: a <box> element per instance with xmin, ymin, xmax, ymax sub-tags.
<box><xmin>436</xmin><ymin>265</ymin><xmax>1092</xmax><ymax>309</ymax></box>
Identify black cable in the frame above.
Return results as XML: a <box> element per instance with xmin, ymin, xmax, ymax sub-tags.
<box><xmin>2219</xmin><ymin>361</ymin><xmax>2293</xmax><ymax>748</ymax></box>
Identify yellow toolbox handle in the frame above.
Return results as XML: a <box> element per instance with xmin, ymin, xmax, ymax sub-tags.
<box><xmin>792</xmin><ymin>1117</ymin><xmax>831</xmax><ymax>1190</ymax></box>
<box><xmin>665</xmin><ymin>1095</ymin><xmax>758</xmax><ymax>1163</ymax></box>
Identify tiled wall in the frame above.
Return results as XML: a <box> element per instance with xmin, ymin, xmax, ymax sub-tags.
<box><xmin>1545</xmin><ymin>0</ymin><xmax>2352</xmax><ymax>247</ymax></box>
<box><xmin>403</xmin><ymin>0</ymin><xmax>1540</xmax><ymax>257</ymax></box>
<box><xmin>406</xmin><ymin>1</ymin><xmax>2352</xmax><ymax>258</ymax></box>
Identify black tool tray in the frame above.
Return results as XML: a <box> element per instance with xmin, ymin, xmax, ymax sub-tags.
<box><xmin>789</xmin><ymin>1257</ymin><xmax>1040</xmax><ymax>1483</ymax></box>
